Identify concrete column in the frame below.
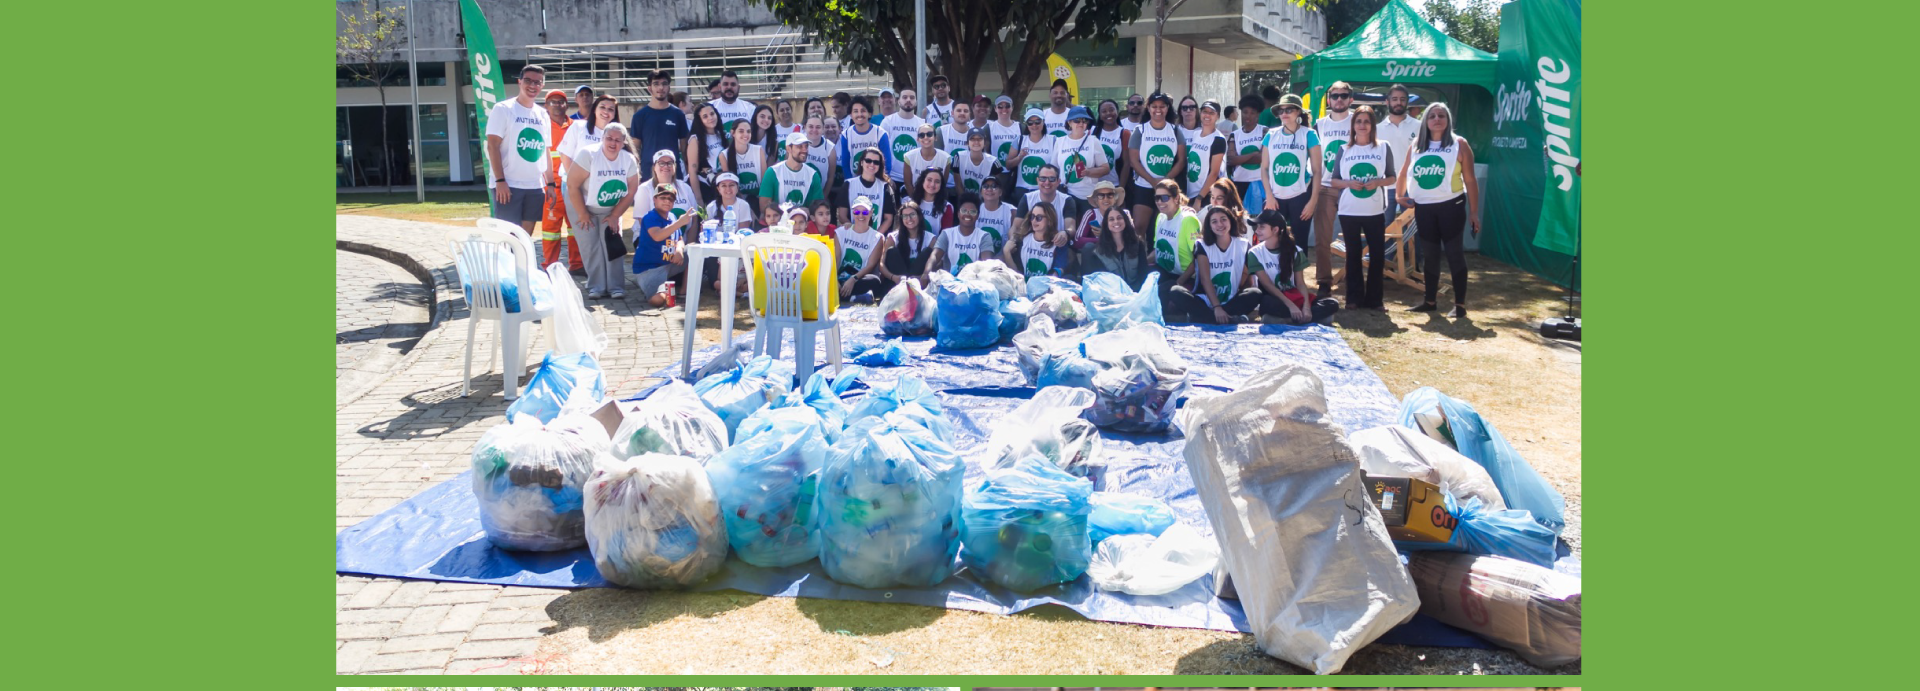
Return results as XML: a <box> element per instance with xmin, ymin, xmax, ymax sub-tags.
<box><xmin>446</xmin><ymin>61</ymin><xmax>472</xmax><ymax>182</ymax></box>
<box><xmin>673</xmin><ymin>48</ymin><xmax>690</xmax><ymax>94</ymax></box>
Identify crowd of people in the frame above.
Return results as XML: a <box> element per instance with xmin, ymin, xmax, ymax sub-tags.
<box><xmin>485</xmin><ymin>65</ymin><xmax>1482</xmax><ymax>321</ymax></box>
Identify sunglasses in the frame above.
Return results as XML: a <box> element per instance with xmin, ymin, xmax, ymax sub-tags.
<box><xmin>861</xmin><ymin>158</ymin><xmax>882</xmax><ymax>166</ymax></box>
<box><xmin>852</xmin><ymin>210</ymin><xmax>871</xmax><ymax>217</ymax></box>
<box><xmin>1037</xmin><ymin>176</ymin><xmax>1058</xmax><ymax>182</ymax></box>
<box><xmin>1155</xmin><ymin>194</ymin><xmax>1173</xmax><ymax>203</ymax></box>
<box><xmin>520</xmin><ymin>78</ymin><xmax>545</xmax><ymax>86</ymax></box>
<box><xmin>1180</xmin><ymin>105</ymin><xmax>1197</xmax><ymax>111</ymax></box>
<box><xmin>919</xmin><ymin>132</ymin><xmax>936</xmax><ymax>138</ymax></box>
<box><xmin>1329</xmin><ymin>93</ymin><xmax>1353</xmax><ymax>100</ymax></box>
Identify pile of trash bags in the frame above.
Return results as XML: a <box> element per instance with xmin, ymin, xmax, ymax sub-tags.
<box><xmin>471</xmin><ymin>412</ymin><xmax>608</xmax><ymax>551</ymax></box>
<box><xmin>844</xmin><ymin>374</ymin><xmax>951</xmax><ymax>440</ymax></box>
<box><xmin>816</xmin><ymin>414</ymin><xmax>967</xmax><ymax>588</ymax></box>
<box><xmin>983</xmin><ymin>386</ymin><xmax>1104</xmax><ymax>477</ymax></box>
<box><xmin>1030</xmin><ymin>320</ymin><xmax>1191</xmax><ymax>433</ymax></box>
<box><xmin>692</xmin><ymin>355</ymin><xmax>796</xmax><ymax>440</ymax></box>
<box><xmin>1177</xmin><ymin>364</ymin><xmax>1418</xmax><ymax>675</ymax></box>
<box><xmin>610</xmin><ymin>380</ymin><xmax>729</xmax><ymax>462</ymax></box>
<box><xmin>1399</xmin><ymin>387</ymin><xmax>1567</xmax><ymax>535</ymax></box>
<box><xmin>1012</xmin><ymin>314</ymin><xmax>1096</xmax><ymax>385</ymax></box>
<box><xmin>960</xmin><ymin>455</ymin><xmax>1094</xmax><ymax>592</ymax></box>
<box><xmin>1081</xmin><ymin>271</ymin><xmax>1163</xmax><ymax>333</ymax></box>
<box><xmin>705</xmin><ymin>407</ymin><xmax>830</xmax><ymax>567</ymax></box>
<box><xmin>959</xmin><ymin>259</ymin><xmax>1025</xmax><ymax>303</ymax></box>
<box><xmin>879</xmin><ymin>280</ymin><xmax>936</xmax><ymax>337</ymax></box>
<box><xmin>506</xmin><ymin>352</ymin><xmax>606</xmax><ymax>424</ymax></box>
<box><xmin>583</xmin><ymin>453</ymin><xmax>730</xmax><ymax>588</ymax></box>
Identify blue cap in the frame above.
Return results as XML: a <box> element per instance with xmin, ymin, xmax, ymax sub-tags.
<box><xmin>1067</xmin><ymin>105</ymin><xmax>1093</xmax><ymax>123</ymax></box>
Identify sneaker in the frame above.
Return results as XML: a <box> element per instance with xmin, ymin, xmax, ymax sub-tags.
<box><xmin>1410</xmin><ymin>303</ymin><xmax>1437</xmax><ymax>312</ymax></box>
<box><xmin>1231</xmin><ymin>314</ymin><xmax>1251</xmax><ymax>325</ymax></box>
<box><xmin>586</xmin><ymin>290</ymin><xmax>607</xmax><ymax>300</ymax></box>
<box><xmin>609</xmin><ymin>290</ymin><xmax>626</xmax><ymax>300</ymax></box>
<box><xmin>851</xmin><ymin>293</ymin><xmax>875</xmax><ymax>305</ymax></box>
<box><xmin>1448</xmin><ymin>305</ymin><xmax>1468</xmax><ymax>318</ymax></box>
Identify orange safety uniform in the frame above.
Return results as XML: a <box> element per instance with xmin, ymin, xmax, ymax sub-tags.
<box><xmin>541</xmin><ymin>115</ymin><xmax>585</xmax><ymax>271</ymax></box>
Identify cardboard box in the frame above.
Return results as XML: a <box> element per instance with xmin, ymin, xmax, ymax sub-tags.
<box><xmin>1362</xmin><ymin>473</ymin><xmax>1457</xmax><ymax>543</ymax></box>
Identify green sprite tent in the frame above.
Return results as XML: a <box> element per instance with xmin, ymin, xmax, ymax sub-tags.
<box><xmin>1290</xmin><ymin>0</ymin><xmax>1498</xmax><ymax>153</ymax></box>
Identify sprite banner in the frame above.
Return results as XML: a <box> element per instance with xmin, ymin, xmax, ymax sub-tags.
<box><xmin>1483</xmin><ymin>0</ymin><xmax>1581</xmax><ymax>289</ymax></box>
<box><xmin>459</xmin><ymin>0</ymin><xmax>506</xmax><ymax>211</ymax></box>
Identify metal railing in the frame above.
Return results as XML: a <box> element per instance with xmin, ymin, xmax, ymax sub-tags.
<box><xmin>527</xmin><ymin>31</ymin><xmax>893</xmax><ymax>104</ymax></box>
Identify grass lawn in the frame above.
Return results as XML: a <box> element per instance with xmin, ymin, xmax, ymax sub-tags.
<box><xmin>338</xmin><ymin>203</ymin><xmax>1580</xmax><ymax>675</ymax></box>
<box><xmin>337</xmin><ymin>191</ymin><xmax>491</xmax><ymax>224</ymax></box>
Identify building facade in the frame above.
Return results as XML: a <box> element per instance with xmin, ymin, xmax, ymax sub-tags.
<box><xmin>335</xmin><ymin>0</ymin><xmax>1324</xmax><ymax>187</ymax></box>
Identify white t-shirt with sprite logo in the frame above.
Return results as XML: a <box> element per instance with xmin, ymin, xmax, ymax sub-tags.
<box><xmin>634</xmin><ymin>178</ymin><xmax>696</xmax><ymax>221</ymax></box>
<box><xmin>573</xmin><ymin>147</ymin><xmax>638</xmax><ymax>213</ymax></box>
<box><xmin>1152</xmin><ymin>207</ymin><xmax>1201</xmax><ymax>275</ymax></box>
<box><xmin>1044</xmin><ymin>106</ymin><xmax>1072</xmax><ymax>139</ymax></box>
<box><xmin>1230</xmin><ymin>124</ymin><xmax>1267</xmax><ymax>183</ymax></box>
<box><xmin>1316</xmin><ymin>112</ymin><xmax>1352</xmax><ymax>188</ymax></box>
<box><xmin>1019</xmin><ymin>233</ymin><xmax>1058</xmax><ymax>277</ymax></box>
<box><xmin>880</xmin><ymin>114</ymin><xmax>927</xmax><ymax>183</ymax></box>
<box><xmin>1052</xmin><ymin>133</ymin><xmax>1110</xmax><ymax>199</ymax></box>
<box><xmin>953</xmin><ymin>152</ymin><xmax>1001</xmax><ymax>194</ymax></box>
<box><xmin>940</xmin><ymin>123</ymin><xmax>971</xmax><ymax>161</ymax></box>
<box><xmin>1263</xmin><ymin>125</ymin><xmax>1320</xmax><ymax>201</ymax></box>
<box><xmin>1406</xmin><ymin>135</ymin><xmax>1468</xmax><ymax>204</ymax></box>
<box><xmin>1183</xmin><ymin>130</ymin><xmax>1224</xmax><ymax>199</ymax></box>
<box><xmin>935</xmin><ymin>226</ymin><xmax>996</xmax><ymax>271</ymax></box>
<box><xmin>761</xmin><ymin>161</ymin><xmax>824</xmax><ymax>208</ymax></box>
<box><xmin>1096</xmin><ymin>125</ymin><xmax>1127</xmax><ymax>185</ymax></box>
<box><xmin>1132</xmin><ymin>122</ymin><xmax>1182</xmax><ymax>188</ymax></box>
<box><xmin>976</xmin><ymin>200</ymin><xmax>1015</xmax><ymax>248</ymax></box>
<box><xmin>988</xmin><ymin>121</ymin><xmax>1022</xmax><ymax>166</ymax></box>
<box><xmin>904</xmin><ymin>149</ymin><xmax>951</xmax><ymax>186</ymax></box>
<box><xmin>557</xmin><ymin>122</ymin><xmax>606</xmax><ymax>183</ymax></box>
<box><xmin>1333</xmin><ymin>141</ymin><xmax>1393</xmax><ymax>217</ymax></box>
<box><xmin>486</xmin><ymin>99</ymin><xmax>552</xmax><ymax>189</ymax></box>
<box><xmin>836</xmin><ymin>224</ymin><xmax>882</xmax><ymax>274</ymax></box>
<box><xmin>1198</xmin><ymin>236</ymin><xmax>1251</xmax><ymax>307</ymax></box>
<box><xmin>711</xmin><ymin>97</ymin><xmax>756</xmax><ymax>127</ymax></box>
<box><xmin>1249</xmin><ymin>241</ymin><xmax>1308</xmax><ymax>290</ymax></box>
<box><xmin>1013</xmin><ymin>135</ymin><xmax>1056</xmax><ymax>192</ymax></box>
<box><xmin>728</xmin><ymin>143</ymin><xmax>765</xmax><ymax>197</ymax></box>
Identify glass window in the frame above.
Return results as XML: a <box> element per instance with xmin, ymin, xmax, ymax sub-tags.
<box><xmin>417</xmin><ymin>104</ymin><xmax>451</xmax><ymax>185</ymax></box>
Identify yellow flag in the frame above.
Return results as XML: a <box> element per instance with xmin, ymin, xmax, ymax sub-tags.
<box><xmin>1045</xmin><ymin>53</ymin><xmax>1079</xmax><ymax>103</ymax></box>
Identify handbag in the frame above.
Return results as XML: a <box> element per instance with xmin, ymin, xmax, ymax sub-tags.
<box><xmin>604</xmin><ymin>223</ymin><xmax>628</xmax><ymax>261</ymax></box>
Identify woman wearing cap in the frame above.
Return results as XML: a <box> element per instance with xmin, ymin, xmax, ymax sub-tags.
<box><xmin>634</xmin><ymin>149</ymin><xmax>699</xmax><ymax>225</ymax></box>
<box><xmin>1129</xmin><ymin>93</ymin><xmax>1186</xmax><ymax>238</ymax></box>
<box><xmin>952</xmin><ymin>127</ymin><xmax>1006</xmax><ymax>196</ymax></box>
<box><xmin>970</xmin><ymin>95</ymin><xmax>992</xmax><ymax>132</ymax></box>
<box><xmin>1330</xmin><ymin>106</ymin><xmax>1395</xmax><ymax>311</ymax></box>
<box><xmin>1082</xmin><ymin>206</ymin><xmax>1151</xmax><ymax>288</ymax></box>
<box><xmin>882</xmin><ymin>194</ymin><xmax>937</xmax><ymax>289</ymax></box>
<box><xmin>988</xmin><ymin>96</ymin><xmax>1023</xmax><ymax>175</ymax></box>
<box><xmin>835</xmin><ymin>145</ymin><xmax>896</xmax><ymax>231</ymax></box>
<box><xmin>1095</xmin><ymin>99</ymin><xmax>1130</xmax><ymax>187</ymax></box>
<box><xmin>1259</xmin><ymin>93</ymin><xmax>1322</xmax><ymax>261</ymax></box>
<box><xmin>938</xmin><ymin>101</ymin><xmax>973</xmax><ymax>161</ymax></box>
<box><xmin>720</xmin><ymin>116</ymin><xmax>765</xmax><ymax>217</ymax></box>
<box><xmin>1183</xmin><ymin>100</ymin><xmax>1229</xmax><ymax>210</ymax></box>
<box><xmin>697</xmin><ymin>172</ymin><xmax>755</xmax><ymax>295</ymax></box>
<box><xmin>975</xmin><ymin>176</ymin><xmax>1017</xmax><ymax>250</ymax></box>
<box><xmin>1149</xmin><ymin>179</ymin><xmax>1202</xmax><ymax>311</ymax></box>
<box><xmin>1052</xmin><ymin>106</ymin><xmax>1111</xmax><ymax>201</ymax></box>
<box><xmin>903</xmin><ymin>123</ymin><xmax>952</xmax><ymax>186</ymax></box>
<box><xmin>1169</xmin><ymin>205</ymin><xmax>1259</xmax><ymax>324</ymax></box>
<box><xmin>1394</xmin><ymin>101</ymin><xmax>1479</xmax><ymax>317</ymax></box>
<box><xmin>564</xmin><ymin>122</ymin><xmax>639</xmax><ymax>299</ymax></box>
<box><xmin>1004</xmin><ymin>198</ymin><xmax>1073</xmax><ymax>279</ymax></box>
<box><xmin>633</xmin><ymin>181</ymin><xmax>695</xmax><ymax>308</ymax></box>
<box><xmin>927</xmin><ymin>192</ymin><xmax>999</xmax><ymax>276</ymax></box>
<box><xmin>1248</xmin><ymin>209</ymin><xmax>1339</xmax><ymax>324</ymax></box>
<box><xmin>836</xmin><ymin>196</ymin><xmax>893</xmax><ymax>304</ymax></box>
<box><xmin>907</xmin><ymin>167</ymin><xmax>955</xmax><ymax>235</ymax></box>
<box><xmin>1012</xmin><ymin>109</ymin><xmax>1055</xmax><ymax>196</ymax></box>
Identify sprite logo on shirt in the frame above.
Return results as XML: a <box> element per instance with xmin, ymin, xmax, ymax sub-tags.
<box><xmin>1020</xmin><ymin>155</ymin><xmax>1045</xmax><ymax>185</ymax></box>
<box><xmin>1272</xmin><ymin>152</ymin><xmax>1303</xmax><ymax>187</ymax></box>
<box><xmin>1238</xmin><ymin>144</ymin><xmax>1261</xmax><ymax>171</ymax></box>
<box><xmin>1348</xmin><ymin>162</ymin><xmax>1379</xmax><ymax>198</ymax></box>
<box><xmin>891</xmin><ymin>134</ymin><xmax>916</xmax><ymax>164</ymax></box>
<box><xmin>963</xmin><ymin>177</ymin><xmax>980</xmax><ymax>192</ymax></box>
<box><xmin>1146</xmin><ymin>144</ymin><xmax>1175</xmax><ymax>177</ymax></box>
<box><xmin>1412</xmin><ymin>155</ymin><xmax>1448</xmax><ymax>190</ymax></box>
<box><xmin>1186</xmin><ymin>149</ymin><xmax>1203</xmax><ymax>184</ymax></box>
<box><xmin>842</xmin><ymin>248</ymin><xmax>862</xmax><ymax>272</ymax></box>
<box><xmin>594</xmin><ymin>179</ymin><xmax>629</xmax><ymax>207</ymax></box>
<box><xmin>1064</xmin><ymin>152</ymin><xmax>1086</xmax><ymax>183</ymax></box>
<box><xmin>980</xmin><ymin>224</ymin><xmax>1004</xmax><ymax>246</ymax></box>
<box><xmin>516</xmin><ymin>127</ymin><xmax>544</xmax><ymax>162</ymax></box>
<box><xmin>1027</xmin><ymin>257</ymin><xmax>1049</xmax><ymax>275</ymax></box>
<box><xmin>956</xmin><ymin>253</ymin><xmax>975</xmax><ymax>270</ymax></box>
<box><xmin>1212</xmin><ymin>271</ymin><xmax>1233</xmax><ymax>300</ymax></box>
<box><xmin>738</xmin><ymin>171</ymin><xmax>759</xmax><ymax>191</ymax></box>
<box><xmin>1322</xmin><ymin>138</ymin><xmax>1344</xmax><ymax>169</ymax></box>
<box><xmin>786</xmin><ymin>187</ymin><xmax>805</xmax><ymax>205</ymax></box>
<box><xmin>997</xmin><ymin>141</ymin><xmax>1013</xmax><ymax>159</ymax></box>
<box><xmin>1156</xmin><ymin>238</ymin><xmax>1177</xmax><ymax>271</ymax></box>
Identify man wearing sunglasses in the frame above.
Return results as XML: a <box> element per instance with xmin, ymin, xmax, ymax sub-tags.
<box><xmin>1019</xmin><ymin>163</ymin><xmax>1085</xmax><ymax>241</ymax></box>
<box><xmin>834</xmin><ymin>146</ymin><xmax>896</xmax><ymax>232</ymax></box>
<box><xmin>1312</xmin><ymin>81</ymin><xmax>1357</xmax><ymax>299</ymax></box>
<box><xmin>486</xmin><ymin>65</ymin><xmax>555</xmax><ymax>234</ymax></box>
<box><xmin>1122</xmin><ymin>93</ymin><xmax>1148</xmax><ymax>130</ymax></box>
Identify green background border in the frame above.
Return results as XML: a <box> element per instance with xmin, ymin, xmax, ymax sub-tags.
<box><xmin>11</xmin><ymin>0</ymin><xmax>1901</xmax><ymax>686</ymax></box>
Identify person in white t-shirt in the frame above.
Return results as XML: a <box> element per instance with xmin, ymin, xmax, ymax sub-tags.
<box><xmin>774</xmin><ymin>98</ymin><xmax>801</xmax><ymax>139</ymax></box>
<box><xmin>903</xmin><ymin>123</ymin><xmax>953</xmax><ymax>195</ymax></box>
<box><xmin>558</xmin><ymin>94</ymin><xmax>622</xmax><ymax>255</ymax></box>
<box><xmin>923</xmin><ymin>74</ymin><xmax>957</xmax><ymax>126</ymax></box>
<box><xmin>709</xmin><ymin>70</ymin><xmax>756</xmax><ymax>132</ymax></box>
<box><xmin>485</xmin><ymin>64</ymin><xmax>554</xmax><ymax>233</ymax></box>
<box><xmin>1225</xmin><ymin>93</ymin><xmax>1269</xmax><ymax>200</ymax></box>
<box><xmin>1051</xmin><ymin>106</ymin><xmax>1111</xmax><ymax>200</ymax></box>
<box><xmin>988</xmin><ymin>95</ymin><xmax>1023</xmax><ymax>171</ymax></box>
<box><xmin>880</xmin><ymin>89</ymin><xmax>927</xmax><ymax>184</ymax></box>
<box><xmin>937</xmin><ymin>101</ymin><xmax>973</xmax><ymax>161</ymax></box>
<box><xmin>1309</xmin><ymin>81</ymin><xmax>1356</xmax><ymax>298</ymax></box>
<box><xmin>564</xmin><ymin>122</ymin><xmax>640</xmax><ymax>299</ymax></box>
<box><xmin>1044</xmin><ymin>79</ymin><xmax>1074</xmax><ymax>138</ymax></box>
<box><xmin>1374</xmin><ymin>83</ymin><xmax>1423</xmax><ymax>224</ymax></box>
<box><xmin>1011</xmin><ymin>109</ymin><xmax>1055</xmax><ymax>195</ymax></box>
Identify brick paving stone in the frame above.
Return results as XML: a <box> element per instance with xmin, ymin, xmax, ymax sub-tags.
<box><xmin>378</xmin><ymin>632</ymin><xmax>467</xmax><ymax>654</ymax></box>
<box><xmin>443</xmin><ymin>657</ymin><xmax>526</xmax><ymax>675</ymax></box>
<box><xmin>452</xmin><ymin>638</ymin><xmax>540</xmax><ymax>660</ymax></box>
<box><xmin>360</xmin><ymin>649</ymin><xmax>455</xmax><ymax>673</ymax></box>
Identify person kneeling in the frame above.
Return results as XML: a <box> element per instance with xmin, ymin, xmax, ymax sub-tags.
<box><xmin>1247</xmin><ymin>209</ymin><xmax>1338</xmax><ymax>325</ymax></box>
<box><xmin>633</xmin><ymin>183</ymin><xmax>694</xmax><ymax>308</ymax></box>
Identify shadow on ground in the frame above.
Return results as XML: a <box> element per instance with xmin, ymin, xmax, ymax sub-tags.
<box><xmin>543</xmin><ymin>588</ymin><xmax>767</xmax><ymax>644</ymax></box>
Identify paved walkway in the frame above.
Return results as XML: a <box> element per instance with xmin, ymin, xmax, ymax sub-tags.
<box><xmin>336</xmin><ymin>250</ymin><xmax>430</xmax><ymax>405</ymax></box>
<box><xmin>335</xmin><ymin>215</ymin><xmax>686</xmax><ymax>674</ymax></box>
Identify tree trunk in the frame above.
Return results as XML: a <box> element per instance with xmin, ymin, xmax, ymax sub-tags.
<box><xmin>1154</xmin><ymin>19</ymin><xmax>1164</xmax><ymax>94</ymax></box>
<box><xmin>376</xmin><ymin>83</ymin><xmax>393</xmax><ymax>193</ymax></box>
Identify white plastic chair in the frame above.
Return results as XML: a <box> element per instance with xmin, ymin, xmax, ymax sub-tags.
<box><xmin>738</xmin><ymin>233</ymin><xmax>842</xmax><ymax>383</ymax></box>
<box><xmin>447</xmin><ymin>220</ymin><xmax>555</xmax><ymax>399</ymax></box>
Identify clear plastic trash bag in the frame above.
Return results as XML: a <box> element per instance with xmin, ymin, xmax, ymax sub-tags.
<box><xmin>844</xmin><ymin>374</ymin><xmax>952</xmax><ymax>440</ymax></box>
<box><xmin>611</xmin><ymin>380</ymin><xmax>730</xmax><ymax>463</ymax></box>
<box><xmin>506</xmin><ymin>352</ymin><xmax>606</xmax><ymax>424</ymax></box>
<box><xmin>1012</xmin><ymin>314</ymin><xmax>1098</xmax><ymax>385</ymax></box>
<box><xmin>960</xmin><ymin>455</ymin><xmax>1094</xmax><ymax>592</ymax></box>
<box><xmin>879</xmin><ymin>279</ymin><xmax>937</xmax><ymax>337</ymax></box>
<box><xmin>1030</xmin><ymin>287</ymin><xmax>1089</xmax><ymax>329</ymax></box>
<box><xmin>1350</xmin><ymin>425</ymin><xmax>1506</xmax><ymax>511</ymax></box>
<box><xmin>1087</xmin><ymin>491</ymin><xmax>1177</xmax><ymax>543</ymax></box>
<box><xmin>847</xmin><ymin>338</ymin><xmax>910</xmax><ymax>367</ymax></box>
<box><xmin>692</xmin><ymin>355</ymin><xmax>796</xmax><ymax>442</ymax></box>
<box><xmin>705</xmin><ymin>407</ymin><xmax>831</xmax><ymax>567</ymax></box>
<box><xmin>1407</xmin><ymin>552</ymin><xmax>1582</xmax><ymax>667</ymax></box>
<box><xmin>985</xmin><ymin>386</ymin><xmax>1104</xmax><ymax>477</ymax></box>
<box><xmin>817</xmin><ymin>413</ymin><xmax>967</xmax><ymax>588</ymax></box>
<box><xmin>933</xmin><ymin>278</ymin><xmax>1003</xmax><ymax>350</ymax></box>
<box><xmin>1085</xmin><ymin>522</ymin><xmax>1220</xmax><ymax>596</ymax></box>
<box><xmin>471</xmin><ymin>412</ymin><xmax>609</xmax><ymax>551</ymax></box>
<box><xmin>1176</xmin><ymin>364</ymin><xmax>1419</xmax><ymax>674</ymax></box>
<box><xmin>926</xmin><ymin>269</ymin><xmax>955</xmax><ymax>287</ymax></box>
<box><xmin>1026</xmin><ymin>275</ymin><xmax>1082</xmax><ymax>300</ymax></box>
<box><xmin>997</xmin><ymin>297</ymin><xmax>1032</xmax><ymax>344</ymax></box>
<box><xmin>1038</xmin><ymin>322</ymin><xmax>1190</xmax><ymax>433</ymax></box>
<box><xmin>744</xmin><ymin>367</ymin><xmax>862</xmax><ymax>444</ymax></box>
<box><xmin>1081</xmin><ymin>270</ymin><xmax>1164</xmax><ymax>332</ymax></box>
<box><xmin>544</xmin><ymin>262</ymin><xmax>607</xmax><ymax>355</ymax></box>
<box><xmin>583</xmin><ymin>453</ymin><xmax>730</xmax><ymax>588</ymax></box>
<box><xmin>958</xmin><ymin>258</ymin><xmax>1026</xmax><ymax>302</ymax></box>
<box><xmin>1398</xmin><ymin>387</ymin><xmax>1566</xmax><ymax>535</ymax></box>
<box><xmin>459</xmin><ymin>249</ymin><xmax>553</xmax><ymax>314</ymax></box>
<box><xmin>1398</xmin><ymin>494</ymin><xmax>1559</xmax><ymax>567</ymax></box>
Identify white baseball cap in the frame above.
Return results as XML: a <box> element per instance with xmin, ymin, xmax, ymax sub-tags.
<box><xmin>716</xmin><ymin>172</ymin><xmax>739</xmax><ymax>185</ymax></box>
<box><xmin>785</xmin><ymin>131</ymin><xmax>809</xmax><ymax>147</ymax></box>
<box><xmin>652</xmin><ymin>149</ymin><xmax>677</xmax><ymax>163</ymax></box>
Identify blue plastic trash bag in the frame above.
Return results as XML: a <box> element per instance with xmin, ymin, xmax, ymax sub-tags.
<box><xmin>844</xmin><ymin>374</ymin><xmax>951</xmax><ymax>440</ymax></box>
<box><xmin>705</xmin><ymin>409</ymin><xmax>830</xmax><ymax>567</ymax></box>
<box><xmin>459</xmin><ymin>250</ymin><xmax>553</xmax><ymax>313</ymax></box>
<box><xmin>997</xmin><ymin>297</ymin><xmax>1032</xmax><ymax>344</ymax></box>
<box><xmin>817</xmin><ymin>414</ymin><xmax>967</xmax><ymax>588</ymax></box>
<box><xmin>960</xmin><ymin>455</ymin><xmax>1094</xmax><ymax>592</ymax></box>
<box><xmin>879</xmin><ymin>280</ymin><xmax>937</xmax><ymax>337</ymax></box>
<box><xmin>773</xmin><ymin>367</ymin><xmax>863</xmax><ymax>442</ymax></box>
<box><xmin>934</xmin><ymin>278</ymin><xmax>1003</xmax><ymax>350</ymax></box>
<box><xmin>693</xmin><ymin>355</ymin><xmax>796</xmax><ymax>442</ymax></box>
<box><xmin>610</xmin><ymin>380</ymin><xmax>730</xmax><ymax>463</ymax></box>
<box><xmin>472</xmin><ymin>412</ymin><xmax>609</xmax><ymax>551</ymax></box>
<box><xmin>1026</xmin><ymin>275</ymin><xmax>1081</xmax><ymax>300</ymax></box>
<box><xmin>1397</xmin><ymin>494</ymin><xmax>1559</xmax><ymax>567</ymax></box>
<box><xmin>583</xmin><ymin>453</ymin><xmax>731</xmax><ymax>588</ymax></box>
<box><xmin>959</xmin><ymin>259</ymin><xmax>1026</xmax><ymax>302</ymax></box>
<box><xmin>1398</xmin><ymin>387</ymin><xmax>1567</xmax><ymax>535</ymax></box>
<box><xmin>1087</xmin><ymin>491</ymin><xmax>1177</xmax><ymax>543</ymax></box>
<box><xmin>848</xmin><ymin>338</ymin><xmax>910</xmax><ymax>367</ymax></box>
<box><xmin>506</xmin><ymin>352</ymin><xmax>606</xmax><ymax>424</ymax></box>
<box><xmin>1243</xmin><ymin>178</ymin><xmax>1266</xmax><ymax>211</ymax></box>
<box><xmin>1082</xmin><ymin>271</ymin><xmax>1165</xmax><ymax>332</ymax></box>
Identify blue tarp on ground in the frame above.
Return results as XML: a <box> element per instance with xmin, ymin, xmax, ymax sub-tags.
<box><xmin>336</xmin><ymin>307</ymin><xmax>1488</xmax><ymax>648</ymax></box>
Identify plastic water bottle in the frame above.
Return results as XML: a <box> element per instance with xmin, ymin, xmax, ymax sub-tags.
<box><xmin>722</xmin><ymin>206</ymin><xmax>738</xmax><ymax>238</ymax></box>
